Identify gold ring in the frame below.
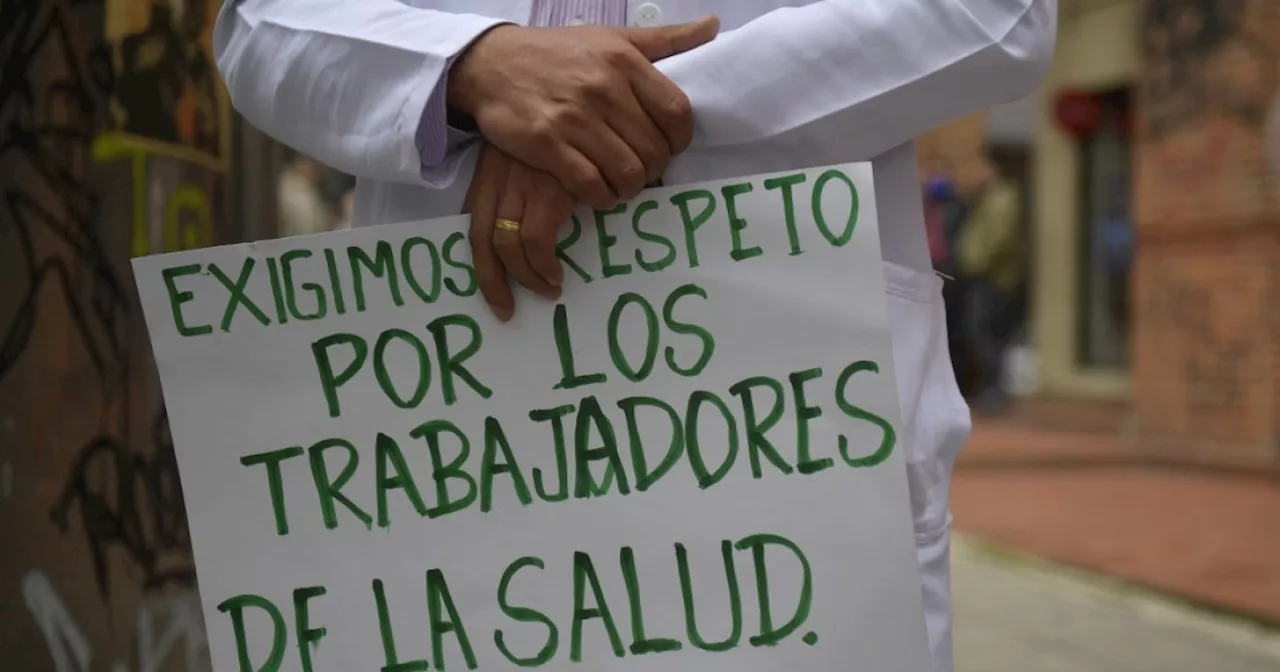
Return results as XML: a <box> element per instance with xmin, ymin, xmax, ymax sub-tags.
<box><xmin>495</xmin><ymin>218</ymin><xmax>521</xmax><ymax>233</ymax></box>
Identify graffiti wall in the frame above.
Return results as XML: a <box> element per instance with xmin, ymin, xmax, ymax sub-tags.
<box><xmin>1</xmin><ymin>0</ymin><xmax>227</xmax><ymax>669</ymax></box>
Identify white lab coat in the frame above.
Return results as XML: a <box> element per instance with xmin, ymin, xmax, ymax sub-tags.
<box><xmin>215</xmin><ymin>2</ymin><xmax>1057</xmax><ymax>670</ymax></box>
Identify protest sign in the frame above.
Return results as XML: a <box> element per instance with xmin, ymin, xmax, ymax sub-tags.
<box><xmin>133</xmin><ymin>162</ymin><xmax>932</xmax><ymax>672</ymax></box>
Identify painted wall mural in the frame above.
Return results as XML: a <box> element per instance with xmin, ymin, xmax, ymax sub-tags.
<box><xmin>1</xmin><ymin>1</ymin><xmax>228</xmax><ymax>669</ymax></box>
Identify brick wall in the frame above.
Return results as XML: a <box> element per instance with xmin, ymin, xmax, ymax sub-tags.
<box><xmin>1133</xmin><ymin>0</ymin><xmax>1280</xmax><ymax>464</ymax></box>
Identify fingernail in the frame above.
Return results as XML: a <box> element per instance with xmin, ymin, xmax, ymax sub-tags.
<box><xmin>489</xmin><ymin>303</ymin><xmax>514</xmax><ymax>322</ymax></box>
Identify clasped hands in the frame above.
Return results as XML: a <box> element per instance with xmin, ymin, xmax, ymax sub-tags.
<box><xmin>448</xmin><ymin>16</ymin><xmax>720</xmax><ymax>320</ymax></box>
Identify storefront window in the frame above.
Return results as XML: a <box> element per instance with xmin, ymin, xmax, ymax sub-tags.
<box><xmin>1077</xmin><ymin>88</ymin><xmax>1133</xmax><ymax>369</ymax></box>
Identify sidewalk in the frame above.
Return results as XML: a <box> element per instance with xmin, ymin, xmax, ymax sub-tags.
<box><xmin>952</xmin><ymin>415</ymin><xmax>1280</xmax><ymax>626</ymax></box>
<box><xmin>953</xmin><ymin>535</ymin><xmax>1280</xmax><ymax>672</ymax></box>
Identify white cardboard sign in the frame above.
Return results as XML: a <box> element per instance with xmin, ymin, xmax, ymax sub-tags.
<box><xmin>134</xmin><ymin>163</ymin><xmax>931</xmax><ymax>672</ymax></box>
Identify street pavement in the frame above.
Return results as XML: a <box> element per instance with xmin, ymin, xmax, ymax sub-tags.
<box><xmin>952</xmin><ymin>535</ymin><xmax>1280</xmax><ymax>672</ymax></box>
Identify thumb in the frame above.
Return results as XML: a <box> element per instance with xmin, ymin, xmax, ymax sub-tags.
<box><xmin>621</xmin><ymin>15</ymin><xmax>720</xmax><ymax>62</ymax></box>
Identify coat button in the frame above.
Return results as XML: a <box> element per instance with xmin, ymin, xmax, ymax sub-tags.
<box><xmin>633</xmin><ymin>2</ymin><xmax>662</xmax><ymax>27</ymax></box>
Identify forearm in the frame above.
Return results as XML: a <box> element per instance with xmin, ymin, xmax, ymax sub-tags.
<box><xmin>214</xmin><ymin>0</ymin><xmax>506</xmax><ymax>184</ymax></box>
<box><xmin>654</xmin><ymin>0</ymin><xmax>1057</xmax><ymax>155</ymax></box>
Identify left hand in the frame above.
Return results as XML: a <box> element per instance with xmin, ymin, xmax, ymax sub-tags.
<box><xmin>465</xmin><ymin>144</ymin><xmax>576</xmax><ymax>321</ymax></box>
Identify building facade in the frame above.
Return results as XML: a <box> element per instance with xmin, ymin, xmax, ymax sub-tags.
<box><xmin>1032</xmin><ymin>0</ymin><xmax>1280</xmax><ymax>465</ymax></box>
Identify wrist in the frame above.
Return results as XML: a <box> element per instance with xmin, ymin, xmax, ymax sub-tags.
<box><xmin>447</xmin><ymin>24</ymin><xmax>515</xmax><ymax>117</ymax></box>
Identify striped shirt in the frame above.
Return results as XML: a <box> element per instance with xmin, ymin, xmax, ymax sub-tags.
<box><xmin>530</xmin><ymin>0</ymin><xmax>626</xmax><ymax>27</ymax></box>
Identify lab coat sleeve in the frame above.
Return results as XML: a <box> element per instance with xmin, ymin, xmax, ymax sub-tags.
<box><xmin>213</xmin><ymin>0</ymin><xmax>508</xmax><ymax>185</ymax></box>
<box><xmin>654</xmin><ymin>0</ymin><xmax>1057</xmax><ymax>155</ymax></box>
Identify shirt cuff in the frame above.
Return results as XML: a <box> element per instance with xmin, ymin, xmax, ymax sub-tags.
<box><xmin>415</xmin><ymin>77</ymin><xmax>457</xmax><ymax>167</ymax></box>
<box><xmin>415</xmin><ymin>24</ymin><xmax>511</xmax><ymax>169</ymax></box>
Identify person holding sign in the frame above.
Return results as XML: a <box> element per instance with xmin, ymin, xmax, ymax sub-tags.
<box><xmin>214</xmin><ymin>2</ymin><xmax>1057</xmax><ymax>671</ymax></box>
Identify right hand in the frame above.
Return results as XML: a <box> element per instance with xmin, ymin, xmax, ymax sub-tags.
<box><xmin>447</xmin><ymin>16</ymin><xmax>720</xmax><ymax>210</ymax></box>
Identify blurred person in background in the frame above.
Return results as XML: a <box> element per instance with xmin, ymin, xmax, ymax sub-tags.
<box><xmin>215</xmin><ymin>2</ymin><xmax>1057</xmax><ymax>670</ymax></box>
<box><xmin>956</xmin><ymin>154</ymin><xmax>1024</xmax><ymax>414</ymax></box>
<box><xmin>335</xmin><ymin>189</ymin><xmax>357</xmax><ymax>231</ymax></box>
<box><xmin>924</xmin><ymin>172</ymin><xmax>966</xmax><ymax>278</ymax></box>
<box><xmin>277</xmin><ymin>150</ymin><xmax>336</xmax><ymax>238</ymax></box>
<box><xmin>330</xmin><ymin>173</ymin><xmax>359</xmax><ymax>231</ymax></box>
<box><xmin>924</xmin><ymin>171</ymin><xmax>977</xmax><ymax>396</ymax></box>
